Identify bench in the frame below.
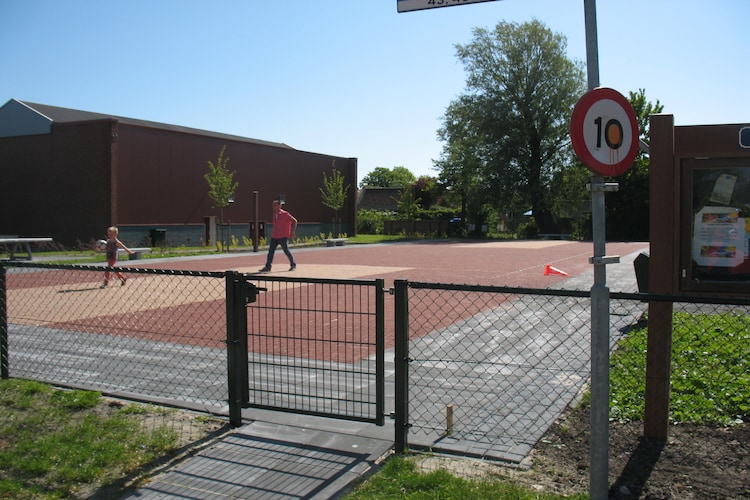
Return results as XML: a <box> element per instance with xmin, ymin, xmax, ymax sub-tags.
<box><xmin>0</xmin><ymin>237</ymin><xmax>54</xmax><ymax>260</ymax></box>
<box><xmin>118</xmin><ymin>247</ymin><xmax>152</xmax><ymax>260</ymax></box>
<box><xmin>324</xmin><ymin>238</ymin><xmax>348</xmax><ymax>247</ymax></box>
<box><xmin>538</xmin><ymin>233</ymin><xmax>571</xmax><ymax>240</ymax></box>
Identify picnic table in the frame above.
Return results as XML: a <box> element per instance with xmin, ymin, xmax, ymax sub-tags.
<box><xmin>117</xmin><ymin>247</ymin><xmax>152</xmax><ymax>260</ymax></box>
<box><xmin>324</xmin><ymin>238</ymin><xmax>349</xmax><ymax>247</ymax></box>
<box><xmin>0</xmin><ymin>236</ymin><xmax>54</xmax><ymax>260</ymax></box>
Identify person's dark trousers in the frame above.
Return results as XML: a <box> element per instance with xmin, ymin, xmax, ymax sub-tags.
<box><xmin>265</xmin><ymin>237</ymin><xmax>295</xmax><ymax>268</ymax></box>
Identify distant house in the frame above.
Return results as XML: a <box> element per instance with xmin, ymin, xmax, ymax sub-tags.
<box><xmin>0</xmin><ymin>99</ymin><xmax>357</xmax><ymax>247</ymax></box>
<box><xmin>357</xmin><ymin>187</ymin><xmax>402</xmax><ymax>212</ymax></box>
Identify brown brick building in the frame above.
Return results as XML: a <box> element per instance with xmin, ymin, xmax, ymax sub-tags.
<box><xmin>0</xmin><ymin>99</ymin><xmax>357</xmax><ymax>247</ymax></box>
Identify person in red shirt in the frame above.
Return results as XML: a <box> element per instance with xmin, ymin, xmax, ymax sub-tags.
<box><xmin>258</xmin><ymin>200</ymin><xmax>297</xmax><ymax>272</ymax></box>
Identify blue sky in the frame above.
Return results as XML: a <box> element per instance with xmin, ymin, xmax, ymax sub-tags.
<box><xmin>2</xmin><ymin>0</ymin><xmax>748</xmax><ymax>184</ymax></box>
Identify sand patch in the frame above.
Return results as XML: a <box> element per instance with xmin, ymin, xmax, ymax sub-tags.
<box><xmin>234</xmin><ymin>264</ymin><xmax>411</xmax><ymax>280</ymax></box>
<box><xmin>453</xmin><ymin>240</ymin><xmax>572</xmax><ymax>249</ymax></box>
<box><xmin>8</xmin><ymin>265</ymin><xmax>411</xmax><ymax>326</ymax></box>
<box><xmin>8</xmin><ymin>275</ymin><xmax>226</xmax><ymax>325</ymax></box>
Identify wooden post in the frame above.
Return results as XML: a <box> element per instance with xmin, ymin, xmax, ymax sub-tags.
<box><xmin>644</xmin><ymin>114</ymin><xmax>676</xmax><ymax>440</ymax></box>
<box><xmin>446</xmin><ymin>404</ymin><xmax>454</xmax><ymax>435</ymax></box>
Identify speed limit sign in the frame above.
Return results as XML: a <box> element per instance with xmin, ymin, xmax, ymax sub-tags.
<box><xmin>570</xmin><ymin>87</ymin><xmax>639</xmax><ymax>176</ymax></box>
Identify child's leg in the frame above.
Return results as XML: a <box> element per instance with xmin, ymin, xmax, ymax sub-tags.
<box><xmin>104</xmin><ymin>256</ymin><xmax>118</xmax><ymax>286</ymax></box>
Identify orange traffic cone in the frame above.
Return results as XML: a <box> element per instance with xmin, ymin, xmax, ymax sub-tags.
<box><xmin>544</xmin><ymin>264</ymin><xmax>568</xmax><ymax>276</ymax></box>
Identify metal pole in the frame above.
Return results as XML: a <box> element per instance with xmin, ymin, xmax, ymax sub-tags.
<box><xmin>589</xmin><ymin>181</ymin><xmax>610</xmax><ymax>500</ymax></box>
<box><xmin>226</xmin><ymin>271</ymin><xmax>250</xmax><ymax>427</ymax></box>
<box><xmin>226</xmin><ymin>272</ymin><xmax>242</xmax><ymax>427</ymax></box>
<box><xmin>375</xmin><ymin>278</ymin><xmax>386</xmax><ymax>426</ymax></box>
<box><xmin>584</xmin><ymin>1</ymin><xmax>611</xmax><ymax>498</ymax></box>
<box><xmin>0</xmin><ymin>265</ymin><xmax>8</xmax><ymax>379</ymax></box>
<box><xmin>584</xmin><ymin>0</ymin><xmax>600</xmax><ymax>91</ymax></box>
<box><xmin>393</xmin><ymin>279</ymin><xmax>410</xmax><ymax>453</ymax></box>
<box><xmin>253</xmin><ymin>191</ymin><xmax>259</xmax><ymax>253</ymax></box>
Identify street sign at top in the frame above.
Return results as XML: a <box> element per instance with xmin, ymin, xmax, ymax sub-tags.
<box><xmin>397</xmin><ymin>0</ymin><xmax>501</xmax><ymax>13</ymax></box>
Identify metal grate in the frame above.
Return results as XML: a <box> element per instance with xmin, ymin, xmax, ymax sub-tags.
<box><xmin>243</xmin><ymin>276</ymin><xmax>385</xmax><ymax>424</ymax></box>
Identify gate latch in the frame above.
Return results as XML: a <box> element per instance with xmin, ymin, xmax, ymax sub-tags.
<box><xmin>242</xmin><ymin>280</ymin><xmax>267</xmax><ymax>304</ymax></box>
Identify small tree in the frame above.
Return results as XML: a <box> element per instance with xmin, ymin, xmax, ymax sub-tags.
<box><xmin>397</xmin><ymin>190</ymin><xmax>421</xmax><ymax>221</ymax></box>
<box><xmin>204</xmin><ymin>145</ymin><xmax>238</xmax><ymax>248</ymax></box>
<box><xmin>319</xmin><ymin>165</ymin><xmax>350</xmax><ymax>237</ymax></box>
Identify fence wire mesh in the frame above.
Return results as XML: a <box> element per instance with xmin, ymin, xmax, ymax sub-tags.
<box><xmin>244</xmin><ymin>276</ymin><xmax>384</xmax><ymax>423</ymax></box>
<box><xmin>3</xmin><ymin>261</ymin><xmax>749</xmax><ymax>469</ymax></box>
<box><xmin>3</xmin><ymin>263</ymin><xmax>229</xmax><ymax>416</ymax></box>
<box><xmin>402</xmin><ymin>282</ymin><xmax>750</xmax><ymax>462</ymax></box>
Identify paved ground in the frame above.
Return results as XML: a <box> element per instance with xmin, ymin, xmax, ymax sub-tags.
<box><xmin>137</xmin><ymin>240</ymin><xmax>645</xmax><ymax>290</ymax></box>
<box><xmin>74</xmin><ymin>239</ymin><xmax>648</xmax><ymax>499</ymax></box>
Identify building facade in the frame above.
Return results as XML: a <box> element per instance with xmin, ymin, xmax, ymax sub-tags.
<box><xmin>0</xmin><ymin>99</ymin><xmax>357</xmax><ymax>247</ymax></box>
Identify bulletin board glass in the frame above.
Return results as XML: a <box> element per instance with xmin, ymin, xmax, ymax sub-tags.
<box><xmin>682</xmin><ymin>158</ymin><xmax>750</xmax><ymax>292</ymax></box>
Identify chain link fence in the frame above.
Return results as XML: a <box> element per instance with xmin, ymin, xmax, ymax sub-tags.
<box><xmin>397</xmin><ymin>281</ymin><xmax>750</xmax><ymax>462</ymax></box>
<box><xmin>3</xmin><ymin>261</ymin><xmax>749</xmax><ymax>469</ymax></box>
<box><xmin>1</xmin><ymin>263</ymin><xmax>387</xmax><ymax>444</ymax></box>
<box><xmin>1</xmin><ymin>263</ymin><xmax>229</xmax><ymax>415</ymax></box>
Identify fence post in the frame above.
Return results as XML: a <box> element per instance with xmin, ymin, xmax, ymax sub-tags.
<box><xmin>393</xmin><ymin>279</ymin><xmax>409</xmax><ymax>453</ymax></box>
<box><xmin>376</xmin><ymin>278</ymin><xmax>385</xmax><ymax>426</ymax></box>
<box><xmin>226</xmin><ymin>271</ymin><xmax>249</xmax><ymax>427</ymax></box>
<box><xmin>644</xmin><ymin>300</ymin><xmax>673</xmax><ymax>439</ymax></box>
<box><xmin>0</xmin><ymin>265</ymin><xmax>8</xmax><ymax>379</ymax></box>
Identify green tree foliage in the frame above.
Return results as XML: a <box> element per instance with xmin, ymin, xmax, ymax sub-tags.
<box><xmin>436</xmin><ymin>20</ymin><xmax>586</xmax><ymax>233</ymax></box>
<box><xmin>356</xmin><ymin>209</ymin><xmax>393</xmax><ymax>234</ymax></box>
<box><xmin>359</xmin><ymin>166</ymin><xmax>415</xmax><ymax>188</ymax></box>
<box><xmin>435</xmin><ymin>95</ymin><xmax>487</xmax><ymax>220</ymax></box>
<box><xmin>397</xmin><ymin>189</ymin><xmax>421</xmax><ymax>220</ymax></box>
<box><xmin>204</xmin><ymin>145</ymin><xmax>238</xmax><ymax>210</ymax></box>
<box><xmin>605</xmin><ymin>89</ymin><xmax>663</xmax><ymax>241</ymax></box>
<box><xmin>204</xmin><ymin>145</ymin><xmax>238</xmax><ymax>241</ymax></box>
<box><xmin>320</xmin><ymin>165</ymin><xmax>350</xmax><ymax>237</ymax></box>
<box><xmin>548</xmin><ymin>160</ymin><xmax>591</xmax><ymax>238</ymax></box>
<box><xmin>409</xmin><ymin>176</ymin><xmax>439</xmax><ymax>210</ymax></box>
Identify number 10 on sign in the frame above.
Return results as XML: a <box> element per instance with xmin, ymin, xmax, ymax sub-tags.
<box><xmin>570</xmin><ymin>87</ymin><xmax>639</xmax><ymax>177</ymax></box>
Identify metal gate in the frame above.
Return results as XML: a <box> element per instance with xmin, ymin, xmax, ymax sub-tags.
<box><xmin>227</xmin><ymin>273</ymin><xmax>385</xmax><ymax>426</ymax></box>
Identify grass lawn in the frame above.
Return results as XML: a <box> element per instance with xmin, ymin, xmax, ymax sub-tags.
<box><xmin>0</xmin><ymin>379</ymin><xmax>225</xmax><ymax>499</ymax></box>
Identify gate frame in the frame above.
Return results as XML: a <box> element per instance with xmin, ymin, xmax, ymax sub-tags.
<box><xmin>228</xmin><ymin>273</ymin><xmax>386</xmax><ymax>428</ymax></box>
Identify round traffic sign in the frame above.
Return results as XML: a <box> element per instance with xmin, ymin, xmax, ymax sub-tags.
<box><xmin>570</xmin><ymin>87</ymin><xmax>639</xmax><ymax>176</ymax></box>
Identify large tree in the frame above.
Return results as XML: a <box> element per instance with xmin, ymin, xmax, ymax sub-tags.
<box><xmin>435</xmin><ymin>96</ymin><xmax>487</xmax><ymax>219</ymax></box>
<box><xmin>436</xmin><ymin>19</ymin><xmax>586</xmax><ymax>233</ymax></box>
<box><xmin>359</xmin><ymin>166</ymin><xmax>415</xmax><ymax>189</ymax></box>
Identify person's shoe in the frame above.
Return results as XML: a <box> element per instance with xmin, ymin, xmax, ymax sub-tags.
<box><xmin>100</xmin><ymin>281</ymin><xmax>108</xmax><ymax>289</ymax></box>
<box><xmin>258</xmin><ymin>266</ymin><xmax>271</xmax><ymax>273</ymax></box>
<box><xmin>289</xmin><ymin>264</ymin><xmax>296</xmax><ymax>271</ymax></box>
<box><xmin>120</xmin><ymin>278</ymin><xmax>127</xmax><ymax>286</ymax></box>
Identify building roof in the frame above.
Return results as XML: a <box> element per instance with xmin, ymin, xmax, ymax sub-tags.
<box><xmin>357</xmin><ymin>187</ymin><xmax>402</xmax><ymax>211</ymax></box>
<box><xmin>0</xmin><ymin>98</ymin><xmax>293</xmax><ymax>149</ymax></box>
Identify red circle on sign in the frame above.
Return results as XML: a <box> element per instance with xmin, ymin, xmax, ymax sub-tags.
<box><xmin>570</xmin><ymin>87</ymin><xmax>639</xmax><ymax>176</ymax></box>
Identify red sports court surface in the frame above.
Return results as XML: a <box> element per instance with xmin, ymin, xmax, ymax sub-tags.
<box><xmin>8</xmin><ymin>240</ymin><xmax>649</xmax><ymax>362</ymax></box>
<box><xmin>140</xmin><ymin>240</ymin><xmax>649</xmax><ymax>289</ymax></box>
<box><xmin>142</xmin><ymin>240</ymin><xmax>648</xmax><ymax>360</ymax></box>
